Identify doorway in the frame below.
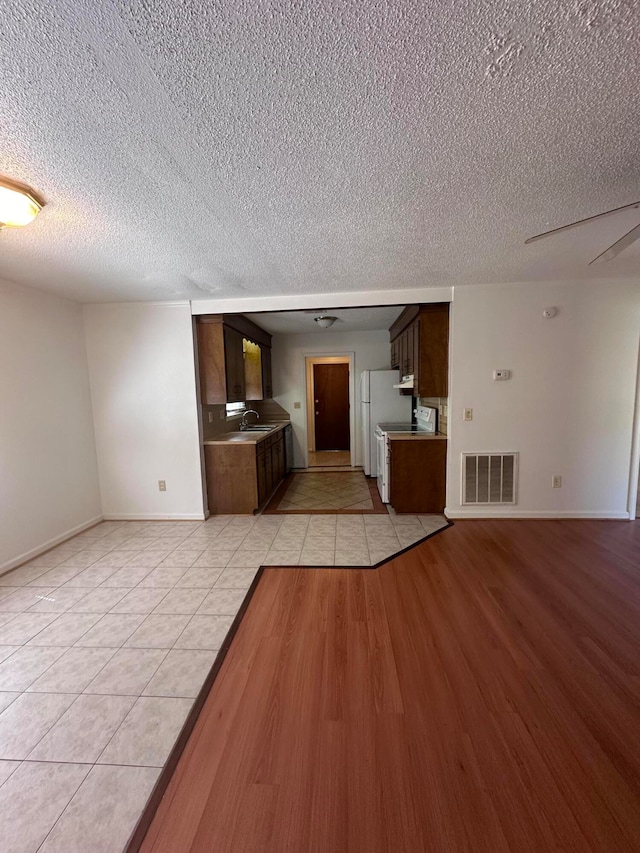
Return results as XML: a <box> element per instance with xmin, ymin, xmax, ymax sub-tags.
<box><xmin>629</xmin><ymin>338</ymin><xmax>640</xmax><ymax>520</ymax></box>
<box><xmin>305</xmin><ymin>355</ymin><xmax>354</xmax><ymax>468</ymax></box>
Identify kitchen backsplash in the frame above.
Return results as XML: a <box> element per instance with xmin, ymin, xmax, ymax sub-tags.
<box><xmin>201</xmin><ymin>400</ymin><xmax>290</xmax><ymax>441</ymax></box>
<box><xmin>420</xmin><ymin>397</ymin><xmax>448</xmax><ymax>436</ymax></box>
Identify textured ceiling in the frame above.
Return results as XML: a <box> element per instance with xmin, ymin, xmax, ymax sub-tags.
<box><xmin>0</xmin><ymin>1</ymin><xmax>639</xmax><ymax>303</ymax></box>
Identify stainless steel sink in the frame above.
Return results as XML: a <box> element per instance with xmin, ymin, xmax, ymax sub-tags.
<box><xmin>239</xmin><ymin>424</ymin><xmax>277</xmax><ymax>432</ymax></box>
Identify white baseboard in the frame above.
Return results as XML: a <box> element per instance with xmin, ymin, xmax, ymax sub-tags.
<box><xmin>0</xmin><ymin>515</ymin><xmax>104</xmax><ymax>576</ymax></box>
<box><xmin>102</xmin><ymin>513</ymin><xmax>207</xmax><ymax>521</ymax></box>
<box><xmin>445</xmin><ymin>507</ymin><xmax>630</xmax><ymax>520</ymax></box>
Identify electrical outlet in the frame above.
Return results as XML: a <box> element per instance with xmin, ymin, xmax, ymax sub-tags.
<box><xmin>219</xmin><ymin>411</ymin><xmax>225</xmax><ymax>420</ymax></box>
<box><xmin>294</xmin><ymin>401</ymin><xmax>301</xmax><ymax>409</ymax></box>
<box><xmin>158</xmin><ymin>480</ymin><xmax>166</xmax><ymax>492</ymax></box>
<box><xmin>552</xmin><ymin>475</ymin><xmax>562</xmax><ymax>489</ymax></box>
<box><xmin>208</xmin><ymin>412</ymin><xmax>213</xmax><ymax>423</ymax></box>
<box><xmin>463</xmin><ymin>408</ymin><xmax>473</xmax><ymax>421</ymax></box>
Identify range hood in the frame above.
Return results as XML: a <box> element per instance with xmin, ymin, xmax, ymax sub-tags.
<box><xmin>393</xmin><ymin>374</ymin><xmax>414</xmax><ymax>389</ymax></box>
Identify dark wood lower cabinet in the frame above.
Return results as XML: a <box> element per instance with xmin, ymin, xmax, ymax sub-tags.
<box><xmin>389</xmin><ymin>438</ymin><xmax>446</xmax><ymax>513</ymax></box>
<box><xmin>206</xmin><ymin>431</ymin><xmax>286</xmax><ymax>514</ymax></box>
<box><xmin>257</xmin><ymin>446</ymin><xmax>268</xmax><ymax>507</ymax></box>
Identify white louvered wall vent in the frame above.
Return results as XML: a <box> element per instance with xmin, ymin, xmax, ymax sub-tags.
<box><xmin>462</xmin><ymin>453</ymin><xmax>518</xmax><ymax>505</ymax></box>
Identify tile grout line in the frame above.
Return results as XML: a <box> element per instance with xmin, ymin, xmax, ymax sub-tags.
<box><xmin>34</xmin><ymin>762</ymin><xmax>92</xmax><ymax>853</ymax></box>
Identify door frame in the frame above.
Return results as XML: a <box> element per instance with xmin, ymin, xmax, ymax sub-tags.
<box><xmin>627</xmin><ymin>337</ymin><xmax>640</xmax><ymax>520</ymax></box>
<box><xmin>304</xmin><ymin>354</ymin><xmax>355</xmax><ymax>468</ymax></box>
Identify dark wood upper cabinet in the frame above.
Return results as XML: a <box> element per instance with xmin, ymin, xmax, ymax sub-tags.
<box><xmin>197</xmin><ymin>318</ymin><xmax>228</xmax><ymax>405</ymax></box>
<box><xmin>389</xmin><ymin>303</ymin><xmax>449</xmax><ymax>397</ymax></box>
<box><xmin>390</xmin><ymin>337</ymin><xmax>400</xmax><ymax>369</ymax></box>
<box><xmin>197</xmin><ymin>315</ymin><xmax>273</xmax><ymax>404</ymax></box>
<box><xmin>223</xmin><ymin>326</ymin><xmax>246</xmax><ymax>403</ymax></box>
<box><xmin>412</xmin><ymin>319</ymin><xmax>420</xmax><ymax>385</ymax></box>
<box><xmin>261</xmin><ymin>346</ymin><xmax>273</xmax><ymax>399</ymax></box>
<box><xmin>417</xmin><ymin>304</ymin><xmax>449</xmax><ymax>397</ymax></box>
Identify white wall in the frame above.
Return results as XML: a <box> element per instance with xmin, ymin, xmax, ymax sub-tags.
<box><xmin>272</xmin><ymin>329</ymin><xmax>391</xmax><ymax>468</ymax></box>
<box><xmin>83</xmin><ymin>302</ymin><xmax>205</xmax><ymax>519</ymax></box>
<box><xmin>0</xmin><ymin>280</ymin><xmax>102</xmax><ymax>572</ymax></box>
<box><xmin>447</xmin><ymin>280</ymin><xmax>640</xmax><ymax>518</ymax></box>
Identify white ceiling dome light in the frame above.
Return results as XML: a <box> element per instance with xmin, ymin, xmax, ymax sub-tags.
<box><xmin>0</xmin><ymin>176</ymin><xmax>45</xmax><ymax>227</ymax></box>
<box><xmin>314</xmin><ymin>315</ymin><xmax>338</xmax><ymax>329</ymax></box>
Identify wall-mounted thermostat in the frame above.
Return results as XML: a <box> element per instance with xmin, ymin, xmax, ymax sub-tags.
<box><xmin>493</xmin><ymin>369</ymin><xmax>511</xmax><ymax>381</ymax></box>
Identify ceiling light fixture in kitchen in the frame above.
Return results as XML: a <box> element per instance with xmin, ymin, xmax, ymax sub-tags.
<box><xmin>0</xmin><ymin>175</ymin><xmax>46</xmax><ymax>227</ymax></box>
<box><xmin>314</xmin><ymin>315</ymin><xmax>337</xmax><ymax>329</ymax></box>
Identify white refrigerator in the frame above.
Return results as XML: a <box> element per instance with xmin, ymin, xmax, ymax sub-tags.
<box><xmin>360</xmin><ymin>370</ymin><xmax>412</xmax><ymax>476</ymax></box>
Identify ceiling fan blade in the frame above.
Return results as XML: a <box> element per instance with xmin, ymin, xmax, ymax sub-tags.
<box><xmin>588</xmin><ymin>222</ymin><xmax>640</xmax><ymax>265</ymax></box>
<box><xmin>525</xmin><ymin>200</ymin><xmax>640</xmax><ymax>244</ymax></box>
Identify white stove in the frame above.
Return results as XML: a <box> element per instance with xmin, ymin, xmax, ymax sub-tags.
<box><xmin>375</xmin><ymin>406</ymin><xmax>437</xmax><ymax>503</ymax></box>
<box><xmin>376</xmin><ymin>422</ymin><xmax>428</xmax><ymax>433</ymax></box>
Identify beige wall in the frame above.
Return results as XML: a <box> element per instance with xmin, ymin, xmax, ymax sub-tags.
<box><xmin>447</xmin><ymin>279</ymin><xmax>640</xmax><ymax>518</ymax></box>
<box><xmin>83</xmin><ymin>302</ymin><xmax>205</xmax><ymax>520</ymax></box>
<box><xmin>0</xmin><ymin>279</ymin><xmax>102</xmax><ymax>572</ymax></box>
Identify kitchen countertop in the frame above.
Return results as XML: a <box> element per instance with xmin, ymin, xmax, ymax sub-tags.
<box><xmin>203</xmin><ymin>421</ymin><xmax>290</xmax><ymax>446</ymax></box>
<box><xmin>386</xmin><ymin>431</ymin><xmax>447</xmax><ymax>440</ymax></box>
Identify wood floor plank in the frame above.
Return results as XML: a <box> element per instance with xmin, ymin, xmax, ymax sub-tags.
<box><xmin>138</xmin><ymin>519</ymin><xmax>640</xmax><ymax>853</ymax></box>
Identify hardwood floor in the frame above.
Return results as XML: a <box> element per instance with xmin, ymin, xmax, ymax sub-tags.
<box><xmin>138</xmin><ymin>520</ymin><xmax>640</xmax><ymax>852</ymax></box>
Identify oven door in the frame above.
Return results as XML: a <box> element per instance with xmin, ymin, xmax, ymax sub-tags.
<box><xmin>376</xmin><ymin>430</ymin><xmax>388</xmax><ymax>502</ymax></box>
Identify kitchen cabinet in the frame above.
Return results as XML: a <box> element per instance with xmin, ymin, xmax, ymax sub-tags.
<box><xmin>257</xmin><ymin>431</ymin><xmax>284</xmax><ymax>506</ymax></box>
<box><xmin>390</xmin><ymin>337</ymin><xmax>400</xmax><ymax>369</ymax></box>
<box><xmin>388</xmin><ymin>437</ymin><xmax>447</xmax><ymax>513</ymax></box>
<box><xmin>196</xmin><ymin>318</ymin><xmax>227</xmax><ymax>406</ymax></box>
<box><xmin>223</xmin><ymin>325</ymin><xmax>246</xmax><ymax>402</ymax></box>
<box><xmin>398</xmin><ymin>325</ymin><xmax>408</xmax><ymax>376</ymax></box>
<box><xmin>389</xmin><ymin>303</ymin><xmax>449</xmax><ymax>397</ymax></box>
<box><xmin>398</xmin><ymin>319</ymin><xmax>418</xmax><ymax>377</ymax></box>
<box><xmin>256</xmin><ymin>443</ymin><xmax>269</xmax><ymax>506</ymax></box>
<box><xmin>283</xmin><ymin>423</ymin><xmax>293</xmax><ymax>473</ymax></box>
<box><xmin>196</xmin><ymin>314</ymin><xmax>273</xmax><ymax>404</ymax></box>
<box><xmin>261</xmin><ymin>346</ymin><xmax>273</xmax><ymax>399</ymax></box>
<box><xmin>206</xmin><ymin>427</ymin><xmax>287</xmax><ymax>514</ymax></box>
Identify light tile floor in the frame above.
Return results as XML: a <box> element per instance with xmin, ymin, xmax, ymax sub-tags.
<box><xmin>307</xmin><ymin>450</ymin><xmax>352</xmax><ymax>467</ymax></box>
<box><xmin>276</xmin><ymin>471</ymin><xmax>376</xmax><ymax>511</ymax></box>
<box><xmin>0</xmin><ymin>510</ymin><xmax>447</xmax><ymax>852</ymax></box>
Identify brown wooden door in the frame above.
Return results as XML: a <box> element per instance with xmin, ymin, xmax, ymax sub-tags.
<box><xmin>313</xmin><ymin>363</ymin><xmax>350</xmax><ymax>451</ymax></box>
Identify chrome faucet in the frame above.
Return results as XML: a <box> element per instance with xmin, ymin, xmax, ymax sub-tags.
<box><xmin>239</xmin><ymin>409</ymin><xmax>259</xmax><ymax>430</ymax></box>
